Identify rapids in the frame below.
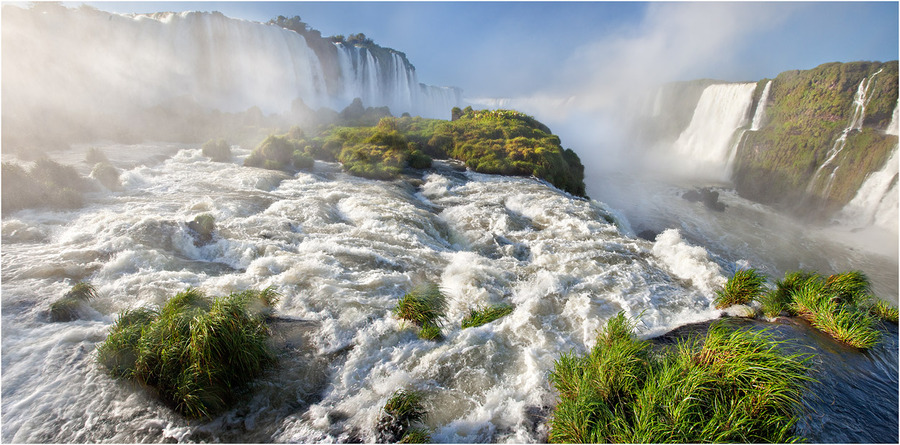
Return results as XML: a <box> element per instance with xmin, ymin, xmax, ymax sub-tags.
<box><xmin>2</xmin><ymin>144</ymin><xmax>724</xmax><ymax>442</ymax></box>
<box><xmin>1</xmin><ymin>144</ymin><xmax>897</xmax><ymax>442</ymax></box>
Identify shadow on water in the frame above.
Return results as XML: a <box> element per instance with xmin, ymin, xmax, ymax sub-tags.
<box><xmin>652</xmin><ymin>317</ymin><xmax>899</xmax><ymax>443</ymax></box>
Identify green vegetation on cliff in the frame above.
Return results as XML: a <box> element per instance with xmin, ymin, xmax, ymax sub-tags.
<box><xmin>733</xmin><ymin>61</ymin><xmax>898</xmax><ymax>217</ymax></box>
<box><xmin>244</xmin><ymin>107</ymin><xmax>588</xmax><ymax>196</ymax></box>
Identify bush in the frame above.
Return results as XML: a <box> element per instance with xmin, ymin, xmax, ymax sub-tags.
<box><xmin>375</xmin><ymin>390</ymin><xmax>429</xmax><ymax>443</ymax></box>
<box><xmin>714</xmin><ymin>268</ymin><xmax>767</xmax><ymax>309</ymax></box>
<box><xmin>1</xmin><ymin>160</ymin><xmax>89</xmax><ymax>213</ymax></box>
<box><xmin>548</xmin><ymin>313</ymin><xmax>812</xmax><ymax>443</ymax></box>
<box><xmin>460</xmin><ymin>303</ymin><xmax>514</xmax><ymax>328</ymax></box>
<box><xmin>85</xmin><ymin>147</ymin><xmax>108</xmax><ymax>164</ymax></box>
<box><xmin>96</xmin><ymin>288</ymin><xmax>276</xmax><ymax>418</ymax></box>
<box><xmin>201</xmin><ymin>138</ymin><xmax>232</xmax><ymax>162</ymax></box>
<box><xmin>394</xmin><ymin>283</ymin><xmax>447</xmax><ymax>341</ymax></box>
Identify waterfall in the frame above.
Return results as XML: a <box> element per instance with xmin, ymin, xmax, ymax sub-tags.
<box><xmin>807</xmin><ymin>69</ymin><xmax>884</xmax><ymax>194</ymax></box>
<box><xmin>886</xmin><ymin>100</ymin><xmax>899</xmax><ymax>136</ymax></box>
<box><xmin>670</xmin><ymin>83</ymin><xmax>757</xmax><ymax>181</ymax></box>
<box><xmin>2</xmin><ymin>5</ymin><xmax>459</xmax><ymax>124</ymax></box>
<box><xmin>750</xmin><ymin>80</ymin><xmax>772</xmax><ymax>131</ymax></box>
<box><xmin>836</xmin><ymin>147</ymin><xmax>899</xmax><ymax>233</ymax></box>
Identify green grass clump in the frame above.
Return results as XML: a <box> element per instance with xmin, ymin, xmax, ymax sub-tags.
<box><xmin>49</xmin><ymin>281</ymin><xmax>99</xmax><ymax>322</ymax></box>
<box><xmin>96</xmin><ymin>287</ymin><xmax>276</xmax><ymax>418</ymax></box>
<box><xmin>394</xmin><ymin>283</ymin><xmax>447</xmax><ymax>341</ymax></box>
<box><xmin>548</xmin><ymin>313</ymin><xmax>812</xmax><ymax>443</ymax></box>
<box><xmin>870</xmin><ymin>300</ymin><xmax>899</xmax><ymax>322</ymax></box>
<box><xmin>461</xmin><ymin>303</ymin><xmax>514</xmax><ymax>328</ymax></box>
<box><xmin>714</xmin><ymin>268</ymin><xmax>767</xmax><ymax>309</ymax></box>
<box><xmin>777</xmin><ymin>270</ymin><xmax>883</xmax><ymax>349</ymax></box>
<box><xmin>201</xmin><ymin>138</ymin><xmax>232</xmax><ymax>162</ymax></box>
<box><xmin>760</xmin><ymin>271</ymin><xmax>816</xmax><ymax>317</ymax></box>
<box><xmin>375</xmin><ymin>390</ymin><xmax>430</xmax><ymax>443</ymax></box>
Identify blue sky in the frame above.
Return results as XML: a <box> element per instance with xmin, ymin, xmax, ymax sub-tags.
<box><xmin>65</xmin><ymin>1</ymin><xmax>898</xmax><ymax>99</ymax></box>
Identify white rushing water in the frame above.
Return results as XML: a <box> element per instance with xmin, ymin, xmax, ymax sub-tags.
<box><xmin>2</xmin><ymin>5</ymin><xmax>459</xmax><ymax>120</ymax></box>
<box><xmin>749</xmin><ymin>80</ymin><xmax>772</xmax><ymax>131</ymax></box>
<box><xmin>669</xmin><ymin>83</ymin><xmax>757</xmax><ymax>182</ymax></box>
<box><xmin>2</xmin><ymin>144</ymin><xmax>730</xmax><ymax>443</ymax></box>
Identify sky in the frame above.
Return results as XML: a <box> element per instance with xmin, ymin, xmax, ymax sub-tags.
<box><xmin>64</xmin><ymin>1</ymin><xmax>899</xmax><ymax>99</ymax></box>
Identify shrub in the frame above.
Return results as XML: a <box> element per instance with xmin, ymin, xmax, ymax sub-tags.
<box><xmin>375</xmin><ymin>389</ymin><xmax>429</xmax><ymax>443</ymax></box>
<box><xmin>292</xmin><ymin>150</ymin><xmax>314</xmax><ymax>169</ymax></box>
<box><xmin>460</xmin><ymin>303</ymin><xmax>514</xmax><ymax>328</ymax></box>
<box><xmin>548</xmin><ymin>313</ymin><xmax>812</xmax><ymax>443</ymax></box>
<box><xmin>713</xmin><ymin>268</ymin><xmax>767</xmax><ymax>309</ymax></box>
<box><xmin>96</xmin><ymin>288</ymin><xmax>276</xmax><ymax>418</ymax></box>
<box><xmin>201</xmin><ymin>138</ymin><xmax>232</xmax><ymax>162</ymax></box>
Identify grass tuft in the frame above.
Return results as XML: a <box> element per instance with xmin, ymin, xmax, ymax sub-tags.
<box><xmin>50</xmin><ymin>281</ymin><xmax>99</xmax><ymax>322</ymax></box>
<box><xmin>783</xmin><ymin>271</ymin><xmax>882</xmax><ymax>349</ymax></box>
<box><xmin>548</xmin><ymin>313</ymin><xmax>812</xmax><ymax>443</ymax></box>
<box><xmin>376</xmin><ymin>389</ymin><xmax>429</xmax><ymax>443</ymax></box>
<box><xmin>394</xmin><ymin>283</ymin><xmax>447</xmax><ymax>341</ymax></box>
<box><xmin>714</xmin><ymin>268</ymin><xmax>767</xmax><ymax>309</ymax></box>
<box><xmin>96</xmin><ymin>287</ymin><xmax>275</xmax><ymax>418</ymax></box>
<box><xmin>870</xmin><ymin>299</ymin><xmax>899</xmax><ymax>323</ymax></box>
<box><xmin>461</xmin><ymin>303</ymin><xmax>514</xmax><ymax>329</ymax></box>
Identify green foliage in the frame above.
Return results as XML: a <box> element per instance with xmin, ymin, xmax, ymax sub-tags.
<box><xmin>96</xmin><ymin>288</ymin><xmax>276</xmax><ymax>418</ymax></box>
<box><xmin>714</xmin><ymin>268</ymin><xmax>767</xmax><ymax>309</ymax></box>
<box><xmin>460</xmin><ymin>303</ymin><xmax>514</xmax><ymax>328</ymax></box>
<box><xmin>376</xmin><ymin>390</ymin><xmax>429</xmax><ymax>443</ymax></box>
<box><xmin>760</xmin><ymin>271</ymin><xmax>816</xmax><ymax>318</ymax></box>
<box><xmin>394</xmin><ymin>283</ymin><xmax>447</xmax><ymax>341</ymax></box>
<box><xmin>548</xmin><ymin>313</ymin><xmax>811</xmax><ymax>443</ymax></box>
<box><xmin>201</xmin><ymin>138</ymin><xmax>232</xmax><ymax>162</ymax></box>
<box><xmin>49</xmin><ymin>281</ymin><xmax>98</xmax><ymax>322</ymax></box>
<box><xmin>2</xmin><ymin>159</ymin><xmax>94</xmax><ymax>213</ymax></box>
<box><xmin>441</xmin><ymin>109</ymin><xmax>586</xmax><ymax>196</ymax></box>
<box><xmin>774</xmin><ymin>270</ymin><xmax>883</xmax><ymax>349</ymax></box>
<box><xmin>871</xmin><ymin>299</ymin><xmax>899</xmax><ymax>323</ymax></box>
<box><xmin>245</xmin><ymin>135</ymin><xmax>300</xmax><ymax>170</ymax></box>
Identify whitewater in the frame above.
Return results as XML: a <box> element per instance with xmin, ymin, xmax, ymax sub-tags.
<box><xmin>1</xmin><ymin>144</ymin><xmax>730</xmax><ymax>442</ymax></box>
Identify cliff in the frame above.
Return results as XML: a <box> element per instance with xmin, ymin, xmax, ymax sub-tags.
<box><xmin>733</xmin><ymin>61</ymin><xmax>898</xmax><ymax>219</ymax></box>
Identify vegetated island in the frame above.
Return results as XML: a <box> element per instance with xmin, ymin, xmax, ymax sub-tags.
<box><xmin>243</xmin><ymin>104</ymin><xmax>587</xmax><ymax>198</ymax></box>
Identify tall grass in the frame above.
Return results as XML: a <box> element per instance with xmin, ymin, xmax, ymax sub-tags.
<box><xmin>782</xmin><ymin>271</ymin><xmax>883</xmax><ymax>349</ymax></box>
<box><xmin>461</xmin><ymin>303</ymin><xmax>514</xmax><ymax>329</ymax></box>
<box><xmin>96</xmin><ymin>287</ymin><xmax>276</xmax><ymax>418</ymax></box>
<box><xmin>548</xmin><ymin>313</ymin><xmax>812</xmax><ymax>443</ymax></box>
<box><xmin>375</xmin><ymin>389</ymin><xmax>430</xmax><ymax>443</ymax></box>
<box><xmin>394</xmin><ymin>283</ymin><xmax>447</xmax><ymax>341</ymax></box>
<box><xmin>50</xmin><ymin>281</ymin><xmax>98</xmax><ymax>322</ymax></box>
<box><xmin>714</xmin><ymin>268</ymin><xmax>767</xmax><ymax>309</ymax></box>
<box><xmin>760</xmin><ymin>271</ymin><xmax>816</xmax><ymax>317</ymax></box>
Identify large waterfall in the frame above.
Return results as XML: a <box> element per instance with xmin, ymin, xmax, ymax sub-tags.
<box><xmin>1</xmin><ymin>5</ymin><xmax>460</xmax><ymax>122</ymax></box>
<box><xmin>669</xmin><ymin>83</ymin><xmax>757</xmax><ymax>181</ymax></box>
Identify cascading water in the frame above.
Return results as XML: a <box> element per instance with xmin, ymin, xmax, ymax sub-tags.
<box><xmin>807</xmin><ymin>69</ymin><xmax>884</xmax><ymax>194</ymax></box>
<box><xmin>2</xmin><ymin>5</ymin><xmax>460</xmax><ymax>121</ymax></box>
<box><xmin>749</xmin><ymin>80</ymin><xmax>772</xmax><ymax>131</ymax></box>
<box><xmin>836</xmin><ymin>100</ymin><xmax>900</xmax><ymax>232</ymax></box>
<box><xmin>669</xmin><ymin>83</ymin><xmax>757</xmax><ymax>181</ymax></box>
<box><xmin>2</xmin><ymin>144</ymin><xmax>731</xmax><ymax>443</ymax></box>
